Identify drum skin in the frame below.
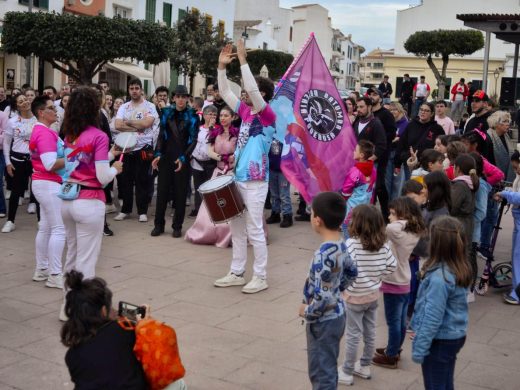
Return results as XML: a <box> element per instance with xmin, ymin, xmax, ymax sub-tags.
<box><xmin>199</xmin><ymin>176</ymin><xmax>245</xmax><ymax>224</ymax></box>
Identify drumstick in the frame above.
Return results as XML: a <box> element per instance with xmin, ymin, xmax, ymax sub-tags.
<box><xmin>119</xmin><ymin>134</ymin><xmax>132</xmax><ymax>162</ymax></box>
<box><xmin>228</xmin><ymin>49</ymin><xmax>259</xmax><ymax>58</ymax></box>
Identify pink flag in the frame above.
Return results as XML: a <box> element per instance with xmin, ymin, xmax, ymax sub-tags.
<box><xmin>271</xmin><ymin>34</ymin><xmax>357</xmax><ymax>203</ymax></box>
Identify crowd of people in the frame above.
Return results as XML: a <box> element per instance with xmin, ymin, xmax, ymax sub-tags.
<box><xmin>0</xmin><ymin>40</ymin><xmax>519</xmax><ymax>389</ymax></box>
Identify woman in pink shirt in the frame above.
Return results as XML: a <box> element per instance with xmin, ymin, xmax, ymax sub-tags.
<box><xmin>59</xmin><ymin>87</ymin><xmax>122</xmax><ymax>321</ymax></box>
<box><xmin>30</xmin><ymin>96</ymin><xmax>66</xmax><ymax>289</ymax></box>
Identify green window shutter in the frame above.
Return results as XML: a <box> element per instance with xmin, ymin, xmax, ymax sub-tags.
<box><xmin>163</xmin><ymin>3</ymin><xmax>172</xmax><ymax>27</ymax></box>
<box><xmin>178</xmin><ymin>8</ymin><xmax>187</xmax><ymax>21</ymax></box>
<box><xmin>145</xmin><ymin>0</ymin><xmax>156</xmax><ymax>23</ymax></box>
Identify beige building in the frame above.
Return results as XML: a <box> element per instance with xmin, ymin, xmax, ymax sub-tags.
<box><xmin>360</xmin><ymin>48</ymin><xmax>394</xmax><ymax>87</ymax></box>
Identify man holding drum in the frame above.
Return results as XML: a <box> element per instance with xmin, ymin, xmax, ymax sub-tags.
<box><xmin>151</xmin><ymin>85</ymin><xmax>199</xmax><ymax>238</ymax></box>
<box><xmin>214</xmin><ymin>39</ymin><xmax>276</xmax><ymax>294</ymax></box>
<box><xmin>114</xmin><ymin>79</ymin><xmax>159</xmax><ymax>223</ymax></box>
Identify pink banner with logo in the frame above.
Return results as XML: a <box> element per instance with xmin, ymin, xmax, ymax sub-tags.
<box><xmin>271</xmin><ymin>34</ymin><xmax>357</xmax><ymax>203</ymax></box>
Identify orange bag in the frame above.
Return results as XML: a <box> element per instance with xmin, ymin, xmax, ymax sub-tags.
<box><xmin>119</xmin><ymin>318</ymin><xmax>186</xmax><ymax>390</ymax></box>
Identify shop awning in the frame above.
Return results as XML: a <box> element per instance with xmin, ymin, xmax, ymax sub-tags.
<box><xmin>105</xmin><ymin>62</ymin><xmax>153</xmax><ymax>79</ymax></box>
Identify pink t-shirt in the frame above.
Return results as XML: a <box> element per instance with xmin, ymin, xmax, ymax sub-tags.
<box><xmin>30</xmin><ymin>123</ymin><xmax>62</xmax><ymax>184</ymax></box>
<box><xmin>65</xmin><ymin>126</ymin><xmax>109</xmax><ymax>202</ymax></box>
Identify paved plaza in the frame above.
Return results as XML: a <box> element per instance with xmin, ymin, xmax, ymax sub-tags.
<box><xmin>0</xmin><ymin>198</ymin><xmax>519</xmax><ymax>390</ymax></box>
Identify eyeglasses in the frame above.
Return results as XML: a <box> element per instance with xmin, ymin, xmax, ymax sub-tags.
<box><xmin>419</xmin><ymin>108</ymin><xmax>431</xmax><ymax>113</ymax></box>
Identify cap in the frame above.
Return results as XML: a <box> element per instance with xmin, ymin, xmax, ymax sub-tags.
<box><xmin>173</xmin><ymin>85</ymin><xmax>189</xmax><ymax>96</ymax></box>
<box><xmin>472</xmin><ymin>90</ymin><xmax>489</xmax><ymax>102</ymax></box>
<box><xmin>367</xmin><ymin>88</ymin><xmax>383</xmax><ymax>98</ymax></box>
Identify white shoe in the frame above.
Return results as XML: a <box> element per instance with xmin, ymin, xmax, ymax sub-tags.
<box><xmin>353</xmin><ymin>361</ymin><xmax>371</xmax><ymax>379</ymax></box>
<box><xmin>139</xmin><ymin>214</ymin><xmax>148</xmax><ymax>222</ymax></box>
<box><xmin>46</xmin><ymin>274</ymin><xmax>64</xmax><ymax>289</ymax></box>
<box><xmin>105</xmin><ymin>204</ymin><xmax>117</xmax><ymax>214</ymax></box>
<box><xmin>32</xmin><ymin>269</ymin><xmax>49</xmax><ymax>282</ymax></box>
<box><xmin>0</xmin><ymin>213</ymin><xmax>5</xmax><ymax>218</ymax></box>
<box><xmin>5</xmin><ymin>190</ymin><xmax>11</xmax><ymax>200</ymax></box>
<box><xmin>242</xmin><ymin>275</ymin><xmax>268</xmax><ymax>294</ymax></box>
<box><xmin>467</xmin><ymin>291</ymin><xmax>475</xmax><ymax>303</ymax></box>
<box><xmin>214</xmin><ymin>272</ymin><xmax>246</xmax><ymax>287</ymax></box>
<box><xmin>338</xmin><ymin>367</ymin><xmax>354</xmax><ymax>385</ymax></box>
<box><xmin>59</xmin><ymin>302</ymin><xmax>68</xmax><ymax>322</ymax></box>
<box><xmin>18</xmin><ymin>198</ymin><xmax>23</xmax><ymax>206</ymax></box>
<box><xmin>114</xmin><ymin>212</ymin><xmax>127</xmax><ymax>221</ymax></box>
<box><xmin>27</xmin><ymin>203</ymin><xmax>37</xmax><ymax>214</ymax></box>
<box><xmin>24</xmin><ymin>190</ymin><xmax>29</xmax><ymax>199</ymax></box>
<box><xmin>1</xmin><ymin>221</ymin><xmax>15</xmax><ymax>233</ymax></box>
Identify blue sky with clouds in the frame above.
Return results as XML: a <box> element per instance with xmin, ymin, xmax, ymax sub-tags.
<box><xmin>279</xmin><ymin>0</ymin><xmax>421</xmax><ymax>52</ymax></box>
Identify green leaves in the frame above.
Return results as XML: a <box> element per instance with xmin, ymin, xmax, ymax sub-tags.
<box><xmin>227</xmin><ymin>50</ymin><xmax>294</xmax><ymax>82</ymax></box>
<box><xmin>404</xmin><ymin>29</ymin><xmax>484</xmax><ymax>58</ymax></box>
<box><xmin>1</xmin><ymin>11</ymin><xmax>174</xmax><ymax>83</ymax></box>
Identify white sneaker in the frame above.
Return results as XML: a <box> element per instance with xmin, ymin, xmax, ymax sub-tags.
<box><xmin>59</xmin><ymin>302</ymin><xmax>68</xmax><ymax>322</ymax></box>
<box><xmin>338</xmin><ymin>367</ymin><xmax>354</xmax><ymax>385</ymax></box>
<box><xmin>105</xmin><ymin>204</ymin><xmax>117</xmax><ymax>214</ymax></box>
<box><xmin>18</xmin><ymin>198</ymin><xmax>23</xmax><ymax>206</ymax></box>
<box><xmin>0</xmin><ymin>213</ymin><xmax>5</xmax><ymax>218</ymax></box>
<box><xmin>32</xmin><ymin>269</ymin><xmax>49</xmax><ymax>282</ymax></box>
<box><xmin>114</xmin><ymin>212</ymin><xmax>128</xmax><ymax>221</ymax></box>
<box><xmin>27</xmin><ymin>203</ymin><xmax>37</xmax><ymax>214</ymax></box>
<box><xmin>139</xmin><ymin>214</ymin><xmax>148</xmax><ymax>222</ymax></box>
<box><xmin>242</xmin><ymin>275</ymin><xmax>268</xmax><ymax>294</ymax></box>
<box><xmin>353</xmin><ymin>361</ymin><xmax>371</xmax><ymax>379</ymax></box>
<box><xmin>46</xmin><ymin>274</ymin><xmax>64</xmax><ymax>289</ymax></box>
<box><xmin>1</xmin><ymin>221</ymin><xmax>15</xmax><ymax>233</ymax></box>
<box><xmin>214</xmin><ymin>272</ymin><xmax>246</xmax><ymax>287</ymax></box>
<box><xmin>467</xmin><ymin>291</ymin><xmax>475</xmax><ymax>303</ymax></box>
<box><xmin>5</xmin><ymin>190</ymin><xmax>11</xmax><ymax>200</ymax></box>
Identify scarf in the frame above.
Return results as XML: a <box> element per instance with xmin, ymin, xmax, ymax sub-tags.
<box><xmin>453</xmin><ymin>175</ymin><xmax>474</xmax><ymax>190</ymax></box>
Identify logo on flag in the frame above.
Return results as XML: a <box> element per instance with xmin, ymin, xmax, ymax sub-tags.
<box><xmin>300</xmin><ymin>89</ymin><xmax>344</xmax><ymax>141</ymax></box>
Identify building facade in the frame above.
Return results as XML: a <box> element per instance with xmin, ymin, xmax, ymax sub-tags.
<box><xmin>339</xmin><ymin>34</ymin><xmax>364</xmax><ymax>90</ymax></box>
<box><xmin>360</xmin><ymin>48</ymin><xmax>394</xmax><ymax>88</ymax></box>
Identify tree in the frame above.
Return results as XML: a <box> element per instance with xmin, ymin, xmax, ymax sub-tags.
<box><xmin>227</xmin><ymin>50</ymin><xmax>294</xmax><ymax>82</ymax></box>
<box><xmin>404</xmin><ymin>29</ymin><xmax>484</xmax><ymax>100</ymax></box>
<box><xmin>1</xmin><ymin>12</ymin><xmax>174</xmax><ymax>84</ymax></box>
<box><xmin>171</xmin><ymin>10</ymin><xmax>230</xmax><ymax>90</ymax></box>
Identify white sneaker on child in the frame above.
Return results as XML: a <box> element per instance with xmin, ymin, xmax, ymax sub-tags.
<box><xmin>338</xmin><ymin>367</ymin><xmax>354</xmax><ymax>385</ymax></box>
<box><xmin>32</xmin><ymin>269</ymin><xmax>49</xmax><ymax>282</ymax></box>
<box><xmin>353</xmin><ymin>361</ymin><xmax>371</xmax><ymax>379</ymax></box>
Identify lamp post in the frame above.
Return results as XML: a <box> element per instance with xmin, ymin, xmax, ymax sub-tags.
<box><xmin>493</xmin><ymin>68</ymin><xmax>500</xmax><ymax>102</ymax></box>
<box><xmin>25</xmin><ymin>0</ymin><xmax>33</xmax><ymax>86</ymax></box>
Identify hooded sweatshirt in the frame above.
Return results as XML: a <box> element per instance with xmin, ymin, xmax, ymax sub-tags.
<box><xmin>451</xmin><ymin>175</ymin><xmax>476</xmax><ymax>247</ymax></box>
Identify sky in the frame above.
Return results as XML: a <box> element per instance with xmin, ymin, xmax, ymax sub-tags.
<box><xmin>279</xmin><ymin>0</ymin><xmax>421</xmax><ymax>53</ymax></box>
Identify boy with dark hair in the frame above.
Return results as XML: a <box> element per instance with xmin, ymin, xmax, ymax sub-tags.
<box><xmin>300</xmin><ymin>191</ymin><xmax>357</xmax><ymax>389</ymax></box>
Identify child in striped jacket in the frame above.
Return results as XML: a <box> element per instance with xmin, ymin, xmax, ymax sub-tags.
<box><xmin>338</xmin><ymin>204</ymin><xmax>397</xmax><ymax>386</ymax></box>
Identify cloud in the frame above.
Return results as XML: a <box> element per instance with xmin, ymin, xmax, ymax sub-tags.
<box><xmin>280</xmin><ymin>0</ymin><xmax>417</xmax><ymax>52</ymax></box>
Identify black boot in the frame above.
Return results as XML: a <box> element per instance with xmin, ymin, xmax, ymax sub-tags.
<box><xmin>266</xmin><ymin>212</ymin><xmax>281</xmax><ymax>224</ymax></box>
<box><xmin>151</xmin><ymin>225</ymin><xmax>164</xmax><ymax>237</ymax></box>
<box><xmin>280</xmin><ymin>214</ymin><xmax>293</xmax><ymax>228</ymax></box>
<box><xmin>295</xmin><ymin>213</ymin><xmax>310</xmax><ymax>222</ymax></box>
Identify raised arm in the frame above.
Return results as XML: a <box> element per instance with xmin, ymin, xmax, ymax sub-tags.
<box><xmin>237</xmin><ymin>39</ymin><xmax>266</xmax><ymax>113</ymax></box>
<box><xmin>217</xmin><ymin>43</ymin><xmax>240</xmax><ymax>111</ymax></box>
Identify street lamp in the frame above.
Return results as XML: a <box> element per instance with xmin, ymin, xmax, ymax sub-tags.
<box><xmin>493</xmin><ymin>68</ymin><xmax>500</xmax><ymax>101</ymax></box>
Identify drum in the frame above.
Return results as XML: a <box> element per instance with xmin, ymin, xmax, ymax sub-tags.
<box><xmin>198</xmin><ymin>175</ymin><xmax>245</xmax><ymax>224</ymax></box>
<box><xmin>114</xmin><ymin>132</ymin><xmax>138</xmax><ymax>152</ymax></box>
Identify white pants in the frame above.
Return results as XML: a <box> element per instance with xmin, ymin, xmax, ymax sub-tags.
<box><xmin>230</xmin><ymin>181</ymin><xmax>269</xmax><ymax>278</ymax></box>
<box><xmin>32</xmin><ymin>180</ymin><xmax>65</xmax><ymax>274</ymax></box>
<box><xmin>62</xmin><ymin>199</ymin><xmax>105</xmax><ymax>280</ymax></box>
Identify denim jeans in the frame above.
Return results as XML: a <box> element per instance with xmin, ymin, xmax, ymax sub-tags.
<box><xmin>480</xmin><ymin>196</ymin><xmax>500</xmax><ymax>250</ymax></box>
<box><xmin>422</xmin><ymin>337</ymin><xmax>466</xmax><ymax>390</ymax></box>
<box><xmin>269</xmin><ymin>170</ymin><xmax>292</xmax><ymax>216</ymax></box>
<box><xmin>383</xmin><ymin>292</ymin><xmax>409</xmax><ymax>356</ymax></box>
<box><xmin>510</xmin><ymin>209</ymin><xmax>520</xmax><ymax>301</ymax></box>
<box><xmin>412</xmin><ymin>98</ymin><xmax>426</xmax><ymax>118</ymax></box>
<box><xmin>385</xmin><ymin>150</ymin><xmax>404</xmax><ymax>201</ymax></box>
<box><xmin>307</xmin><ymin>314</ymin><xmax>346</xmax><ymax>390</ymax></box>
<box><xmin>408</xmin><ymin>256</ymin><xmax>420</xmax><ymax>318</ymax></box>
<box><xmin>0</xmin><ymin>153</ymin><xmax>6</xmax><ymax>214</ymax></box>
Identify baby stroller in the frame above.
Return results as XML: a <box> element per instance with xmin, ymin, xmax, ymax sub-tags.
<box><xmin>475</xmin><ymin>183</ymin><xmax>513</xmax><ymax>295</ymax></box>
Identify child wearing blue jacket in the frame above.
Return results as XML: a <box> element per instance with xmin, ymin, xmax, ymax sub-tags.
<box><xmin>494</xmin><ymin>150</ymin><xmax>520</xmax><ymax>305</ymax></box>
<box><xmin>411</xmin><ymin>216</ymin><xmax>472</xmax><ymax>390</ymax></box>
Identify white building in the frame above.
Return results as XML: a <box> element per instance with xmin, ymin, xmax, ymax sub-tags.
<box><xmin>233</xmin><ymin>0</ymin><xmax>293</xmax><ymax>53</ymax></box>
<box><xmin>339</xmin><ymin>34</ymin><xmax>364</xmax><ymax>90</ymax></box>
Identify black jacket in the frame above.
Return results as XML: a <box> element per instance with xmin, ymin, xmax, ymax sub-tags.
<box><xmin>373</xmin><ymin>106</ymin><xmax>397</xmax><ymax>151</ymax></box>
<box><xmin>378</xmin><ymin>82</ymin><xmax>393</xmax><ymax>98</ymax></box>
<box><xmin>353</xmin><ymin>116</ymin><xmax>387</xmax><ymax>162</ymax></box>
<box><xmin>156</xmin><ymin>105</ymin><xmax>199</xmax><ymax>163</ymax></box>
<box><xmin>394</xmin><ymin>118</ymin><xmax>445</xmax><ymax>167</ymax></box>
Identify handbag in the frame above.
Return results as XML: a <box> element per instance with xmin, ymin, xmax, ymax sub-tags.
<box><xmin>57</xmin><ymin>182</ymin><xmax>81</xmax><ymax>200</ymax></box>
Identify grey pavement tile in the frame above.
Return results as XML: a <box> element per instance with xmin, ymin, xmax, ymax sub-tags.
<box><xmin>184</xmin><ymin>376</ymin><xmax>249</xmax><ymax>390</ymax></box>
<box><xmin>236</xmin><ymin>338</ymin><xmax>309</xmax><ymax>372</ymax></box>
<box><xmin>0</xmin><ymin>283</ymin><xmax>63</xmax><ymax>306</ymax></box>
<box><xmin>168</xmin><ymin>284</ymin><xmax>248</xmax><ymax>309</ymax></box>
<box><xmin>458</xmin><ymin>341</ymin><xmax>520</xmax><ymax>370</ymax></box>
<box><xmin>217</xmin><ymin>314</ymin><xmax>304</xmax><ymax>342</ymax></box>
<box><xmin>0</xmin><ymin>357</ymin><xmax>73</xmax><ymax>390</ymax></box>
<box><xmin>110</xmin><ymin>276</ymin><xmax>184</xmax><ymax>295</ymax></box>
<box><xmin>458</xmin><ymin>361</ymin><xmax>514</xmax><ymax>390</ymax></box>
<box><xmin>0</xmin><ymin>319</ymin><xmax>51</xmax><ymax>349</ymax></box>
<box><xmin>0</xmin><ymin>347</ymin><xmax>29</xmax><ymax>369</ymax></box>
<box><xmin>488</xmin><ymin>329</ymin><xmax>520</xmax><ymax>350</ymax></box>
<box><xmin>17</xmin><ymin>335</ymin><xmax>67</xmax><ymax>366</ymax></box>
<box><xmin>22</xmin><ymin>311</ymin><xmax>64</xmax><ymax>337</ymax></box>
<box><xmin>105</xmin><ymin>261</ymin><xmax>178</xmax><ymax>280</ymax></box>
<box><xmin>0</xmin><ymin>270</ymin><xmax>33</xmax><ymax>292</ymax></box>
<box><xmin>0</xmin><ymin>298</ymin><xmax>53</xmax><ymax>323</ymax></box>
<box><xmin>153</xmin><ymin>301</ymin><xmax>240</xmax><ymax>327</ymax></box>
<box><xmin>176</xmin><ymin>322</ymin><xmax>254</xmax><ymax>353</ymax></box>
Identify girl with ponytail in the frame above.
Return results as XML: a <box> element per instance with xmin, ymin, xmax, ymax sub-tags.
<box><xmin>410</xmin><ymin>216</ymin><xmax>471</xmax><ymax>389</ymax></box>
<box><xmin>450</xmin><ymin>154</ymin><xmax>478</xmax><ymax>301</ymax></box>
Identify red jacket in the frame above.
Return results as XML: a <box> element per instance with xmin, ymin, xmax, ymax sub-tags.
<box><xmin>451</xmin><ymin>83</ymin><xmax>469</xmax><ymax>101</ymax></box>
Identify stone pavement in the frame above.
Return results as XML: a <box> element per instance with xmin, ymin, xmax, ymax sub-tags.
<box><xmin>0</xmin><ymin>199</ymin><xmax>519</xmax><ymax>390</ymax></box>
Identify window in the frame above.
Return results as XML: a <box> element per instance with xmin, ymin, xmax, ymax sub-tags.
<box><xmin>373</xmin><ymin>73</ymin><xmax>384</xmax><ymax>79</ymax></box>
<box><xmin>145</xmin><ymin>0</ymin><xmax>156</xmax><ymax>23</ymax></box>
<box><xmin>114</xmin><ymin>6</ymin><xmax>131</xmax><ymax>19</ymax></box>
<box><xmin>373</xmin><ymin>63</ymin><xmax>383</xmax><ymax>69</ymax></box>
<box><xmin>18</xmin><ymin>0</ymin><xmax>48</xmax><ymax>8</ymax></box>
<box><xmin>163</xmin><ymin>3</ymin><xmax>172</xmax><ymax>27</ymax></box>
<box><xmin>178</xmin><ymin>8</ymin><xmax>187</xmax><ymax>21</ymax></box>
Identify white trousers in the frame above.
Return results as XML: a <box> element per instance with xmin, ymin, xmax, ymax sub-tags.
<box><xmin>32</xmin><ymin>180</ymin><xmax>65</xmax><ymax>274</ymax></box>
<box><xmin>230</xmin><ymin>181</ymin><xmax>269</xmax><ymax>278</ymax></box>
<box><xmin>61</xmin><ymin>199</ymin><xmax>105</xmax><ymax>280</ymax></box>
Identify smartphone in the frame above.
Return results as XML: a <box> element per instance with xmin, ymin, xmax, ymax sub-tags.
<box><xmin>118</xmin><ymin>301</ymin><xmax>146</xmax><ymax>322</ymax></box>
